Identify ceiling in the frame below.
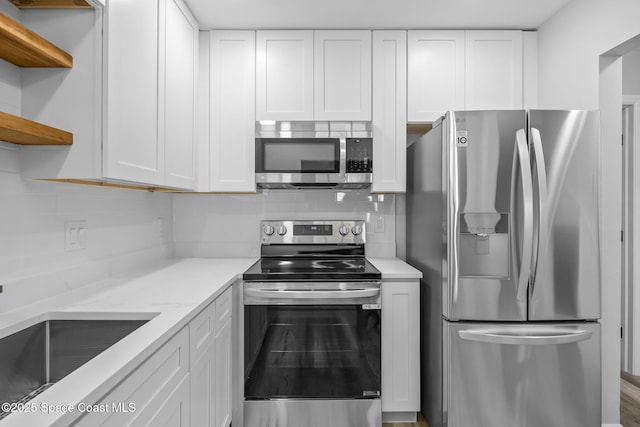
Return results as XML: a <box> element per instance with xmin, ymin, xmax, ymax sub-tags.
<box><xmin>183</xmin><ymin>0</ymin><xmax>573</xmax><ymax>31</ymax></box>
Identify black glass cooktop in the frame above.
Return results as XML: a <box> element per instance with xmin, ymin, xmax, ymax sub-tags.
<box><xmin>243</xmin><ymin>257</ymin><xmax>381</xmax><ymax>281</ymax></box>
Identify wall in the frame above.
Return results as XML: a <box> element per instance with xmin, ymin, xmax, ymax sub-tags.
<box><xmin>0</xmin><ymin>142</ymin><xmax>174</xmax><ymax>313</ymax></box>
<box><xmin>0</xmin><ymin>1</ymin><xmax>20</xmax><ymax>116</ymax></box>
<box><xmin>537</xmin><ymin>1</ymin><xmax>640</xmax><ymax>424</ymax></box>
<box><xmin>173</xmin><ymin>190</ymin><xmax>397</xmax><ymax>258</ymax></box>
<box><xmin>624</xmin><ymin>50</ymin><xmax>640</xmax><ymax>97</ymax></box>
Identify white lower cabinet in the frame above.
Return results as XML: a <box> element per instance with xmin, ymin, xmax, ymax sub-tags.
<box><xmin>73</xmin><ymin>327</ymin><xmax>190</xmax><ymax>427</ymax></box>
<box><xmin>381</xmin><ymin>280</ymin><xmax>420</xmax><ymax>421</ymax></box>
<box><xmin>72</xmin><ymin>287</ymin><xmax>233</xmax><ymax>427</ymax></box>
<box><xmin>189</xmin><ymin>287</ymin><xmax>232</xmax><ymax>427</ymax></box>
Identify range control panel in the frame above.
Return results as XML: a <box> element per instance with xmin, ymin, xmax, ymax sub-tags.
<box><xmin>261</xmin><ymin>220</ymin><xmax>366</xmax><ymax>245</ymax></box>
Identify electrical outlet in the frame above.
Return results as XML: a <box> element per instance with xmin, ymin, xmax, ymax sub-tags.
<box><xmin>374</xmin><ymin>215</ymin><xmax>385</xmax><ymax>233</ymax></box>
<box><xmin>65</xmin><ymin>220</ymin><xmax>86</xmax><ymax>251</ymax></box>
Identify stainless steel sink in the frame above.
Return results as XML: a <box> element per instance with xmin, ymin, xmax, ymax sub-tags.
<box><xmin>0</xmin><ymin>319</ymin><xmax>148</xmax><ymax>418</ymax></box>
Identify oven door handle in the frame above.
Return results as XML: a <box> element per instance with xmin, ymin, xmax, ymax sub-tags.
<box><xmin>244</xmin><ymin>287</ymin><xmax>380</xmax><ymax>300</ymax></box>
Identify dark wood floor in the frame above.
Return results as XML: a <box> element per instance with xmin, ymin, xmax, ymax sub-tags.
<box><xmin>622</xmin><ymin>372</ymin><xmax>640</xmax><ymax>427</ymax></box>
<box><xmin>383</xmin><ymin>413</ymin><xmax>428</xmax><ymax>427</ymax></box>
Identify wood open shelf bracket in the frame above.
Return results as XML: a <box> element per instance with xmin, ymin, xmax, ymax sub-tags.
<box><xmin>0</xmin><ymin>111</ymin><xmax>73</xmax><ymax>145</ymax></box>
<box><xmin>0</xmin><ymin>12</ymin><xmax>73</xmax><ymax>67</ymax></box>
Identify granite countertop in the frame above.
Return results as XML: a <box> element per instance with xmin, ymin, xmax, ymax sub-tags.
<box><xmin>0</xmin><ymin>256</ymin><xmax>419</xmax><ymax>426</ymax></box>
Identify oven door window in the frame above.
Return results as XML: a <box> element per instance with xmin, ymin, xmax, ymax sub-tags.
<box><xmin>244</xmin><ymin>305</ymin><xmax>381</xmax><ymax>399</ymax></box>
<box><xmin>256</xmin><ymin>138</ymin><xmax>340</xmax><ymax>173</ymax></box>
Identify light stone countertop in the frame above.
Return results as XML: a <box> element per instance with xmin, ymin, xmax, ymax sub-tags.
<box><xmin>368</xmin><ymin>257</ymin><xmax>422</xmax><ymax>280</ymax></box>
<box><xmin>0</xmin><ymin>256</ymin><xmax>417</xmax><ymax>426</ymax></box>
<box><xmin>0</xmin><ymin>257</ymin><xmax>257</xmax><ymax>427</ymax></box>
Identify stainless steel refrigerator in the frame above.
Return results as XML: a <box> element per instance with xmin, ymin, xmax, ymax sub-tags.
<box><xmin>405</xmin><ymin>110</ymin><xmax>601</xmax><ymax>427</ymax></box>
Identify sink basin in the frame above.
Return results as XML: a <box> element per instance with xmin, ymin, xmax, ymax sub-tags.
<box><xmin>0</xmin><ymin>319</ymin><xmax>148</xmax><ymax>418</ymax></box>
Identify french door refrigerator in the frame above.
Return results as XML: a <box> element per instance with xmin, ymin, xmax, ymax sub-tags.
<box><xmin>405</xmin><ymin>110</ymin><xmax>601</xmax><ymax>427</ymax></box>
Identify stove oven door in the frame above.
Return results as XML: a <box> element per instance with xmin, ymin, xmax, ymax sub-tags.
<box><xmin>242</xmin><ymin>281</ymin><xmax>382</xmax><ymax>427</ymax></box>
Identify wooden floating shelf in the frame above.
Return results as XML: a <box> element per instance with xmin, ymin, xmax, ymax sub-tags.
<box><xmin>9</xmin><ymin>0</ymin><xmax>92</xmax><ymax>8</ymax></box>
<box><xmin>407</xmin><ymin>123</ymin><xmax>433</xmax><ymax>135</ymax></box>
<box><xmin>0</xmin><ymin>111</ymin><xmax>72</xmax><ymax>145</ymax></box>
<box><xmin>0</xmin><ymin>12</ymin><xmax>72</xmax><ymax>67</ymax></box>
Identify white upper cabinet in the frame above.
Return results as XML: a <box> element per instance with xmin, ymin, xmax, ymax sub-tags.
<box><xmin>208</xmin><ymin>31</ymin><xmax>256</xmax><ymax>192</ymax></box>
<box><xmin>408</xmin><ymin>31</ymin><xmax>464</xmax><ymax>122</ymax></box>
<box><xmin>256</xmin><ymin>31</ymin><xmax>314</xmax><ymax>121</ymax></box>
<box><xmin>465</xmin><ymin>30</ymin><xmax>523</xmax><ymax>110</ymax></box>
<box><xmin>163</xmin><ymin>0</ymin><xmax>198</xmax><ymax>189</ymax></box>
<box><xmin>256</xmin><ymin>30</ymin><xmax>372</xmax><ymax>121</ymax></box>
<box><xmin>314</xmin><ymin>30</ymin><xmax>372</xmax><ymax>121</ymax></box>
<box><xmin>104</xmin><ymin>0</ymin><xmax>161</xmax><ymax>185</ymax></box>
<box><xmin>372</xmin><ymin>31</ymin><xmax>407</xmax><ymax>193</ymax></box>
<box><xmin>104</xmin><ymin>0</ymin><xmax>198</xmax><ymax>189</ymax></box>
<box><xmin>408</xmin><ymin>30</ymin><xmax>526</xmax><ymax>122</ymax></box>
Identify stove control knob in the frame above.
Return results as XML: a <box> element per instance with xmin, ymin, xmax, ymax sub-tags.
<box><xmin>277</xmin><ymin>225</ymin><xmax>288</xmax><ymax>236</ymax></box>
<box><xmin>339</xmin><ymin>225</ymin><xmax>350</xmax><ymax>236</ymax></box>
<box><xmin>351</xmin><ymin>225</ymin><xmax>363</xmax><ymax>236</ymax></box>
<box><xmin>263</xmin><ymin>225</ymin><xmax>275</xmax><ymax>236</ymax></box>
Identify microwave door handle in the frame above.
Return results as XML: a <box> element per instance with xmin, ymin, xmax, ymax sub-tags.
<box><xmin>514</xmin><ymin>129</ymin><xmax>534</xmax><ymax>302</ymax></box>
<box><xmin>530</xmin><ymin>128</ymin><xmax>549</xmax><ymax>295</ymax></box>
<box><xmin>244</xmin><ymin>287</ymin><xmax>380</xmax><ymax>300</ymax></box>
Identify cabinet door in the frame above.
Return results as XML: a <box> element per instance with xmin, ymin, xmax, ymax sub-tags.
<box><xmin>407</xmin><ymin>31</ymin><xmax>464</xmax><ymax>122</ymax></box>
<box><xmin>256</xmin><ymin>31</ymin><xmax>314</xmax><ymax>121</ymax></box>
<box><xmin>73</xmin><ymin>328</ymin><xmax>189</xmax><ymax>426</ymax></box>
<box><xmin>191</xmin><ymin>341</ymin><xmax>215</xmax><ymax>427</ymax></box>
<box><xmin>163</xmin><ymin>0</ymin><xmax>198</xmax><ymax>189</ymax></box>
<box><xmin>147</xmin><ymin>374</ymin><xmax>191</xmax><ymax>426</ymax></box>
<box><xmin>382</xmin><ymin>281</ymin><xmax>420</xmax><ymax>413</ymax></box>
<box><xmin>104</xmin><ymin>0</ymin><xmax>162</xmax><ymax>185</ymax></box>
<box><xmin>214</xmin><ymin>318</ymin><xmax>232</xmax><ymax>427</ymax></box>
<box><xmin>372</xmin><ymin>31</ymin><xmax>407</xmax><ymax>193</ymax></box>
<box><xmin>210</xmin><ymin>31</ymin><xmax>256</xmax><ymax>192</ymax></box>
<box><xmin>465</xmin><ymin>30</ymin><xmax>523</xmax><ymax>110</ymax></box>
<box><xmin>314</xmin><ymin>30</ymin><xmax>372</xmax><ymax>121</ymax></box>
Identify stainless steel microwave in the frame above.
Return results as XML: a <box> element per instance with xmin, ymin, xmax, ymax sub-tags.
<box><xmin>255</xmin><ymin>121</ymin><xmax>373</xmax><ymax>189</ymax></box>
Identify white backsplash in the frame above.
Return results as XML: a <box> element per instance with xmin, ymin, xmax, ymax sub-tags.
<box><xmin>0</xmin><ymin>142</ymin><xmax>174</xmax><ymax>313</ymax></box>
<box><xmin>173</xmin><ymin>189</ymin><xmax>397</xmax><ymax>258</ymax></box>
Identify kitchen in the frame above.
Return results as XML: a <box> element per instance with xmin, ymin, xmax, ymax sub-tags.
<box><xmin>0</xmin><ymin>0</ymin><xmax>637</xmax><ymax>426</ymax></box>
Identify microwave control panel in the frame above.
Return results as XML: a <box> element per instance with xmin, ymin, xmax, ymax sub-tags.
<box><xmin>346</xmin><ymin>138</ymin><xmax>373</xmax><ymax>173</ymax></box>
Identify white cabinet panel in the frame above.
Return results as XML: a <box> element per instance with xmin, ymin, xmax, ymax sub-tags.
<box><xmin>163</xmin><ymin>0</ymin><xmax>198</xmax><ymax>189</ymax></box>
<box><xmin>104</xmin><ymin>0</ymin><xmax>161</xmax><ymax>185</ymax></box>
<box><xmin>209</xmin><ymin>31</ymin><xmax>256</xmax><ymax>192</ymax></box>
<box><xmin>314</xmin><ymin>30</ymin><xmax>371</xmax><ymax>121</ymax></box>
<box><xmin>382</xmin><ymin>281</ymin><xmax>420</xmax><ymax>413</ymax></box>
<box><xmin>256</xmin><ymin>31</ymin><xmax>314</xmax><ymax>121</ymax></box>
<box><xmin>147</xmin><ymin>374</ymin><xmax>191</xmax><ymax>427</ymax></box>
<box><xmin>73</xmin><ymin>327</ymin><xmax>189</xmax><ymax>426</ymax></box>
<box><xmin>191</xmin><ymin>340</ymin><xmax>215</xmax><ymax>427</ymax></box>
<box><xmin>465</xmin><ymin>30</ymin><xmax>523</xmax><ymax>110</ymax></box>
<box><xmin>214</xmin><ymin>317</ymin><xmax>232</xmax><ymax>427</ymax></box>
<box><xmin>523</xmin><ymin>31</ymin><xmax>538</xmax><ymax>109</ymax></box>
<box><xmin>190</xmin><ymin>287</ymin><xmax>233</xmax><ymax>427</ymax></box>
<box><xmin>408</xmin><ymin>31</ymin><xmax>464</xmax><ymax>122</ymax></box>
<box><xmin>372</xmin><ymin>31</ymin><xmax>407</xmax><ymax>193</ymax></box>
<box><xmin>104</xmin><ymin>0</ymin><xmax>197</xmax><ymax>189</ymax></box>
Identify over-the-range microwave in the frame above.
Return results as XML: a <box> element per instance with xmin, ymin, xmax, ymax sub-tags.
<box><xmin>255</xmin><ymin>121</ymin><xmax>373</xmax><ymax>189</ymax></box>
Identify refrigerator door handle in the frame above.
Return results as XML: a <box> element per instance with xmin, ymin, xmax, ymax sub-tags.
<box><xmin>530</xmin><ymin>128</ymin><xmax>549</xmax><ymax>292</ymax></box>
<box><xmin>514</xmin><ymin>129</ymin><xmax>534</xmax><ymax>302</ymax></box>
<box><xmin>458</xmin><ymin>328</ymin><xmax>593</xmax><ymax>345</ymax></box>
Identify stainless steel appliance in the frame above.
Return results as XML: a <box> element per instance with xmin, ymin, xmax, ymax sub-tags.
<box><xmin>255</xmin><ymin>121</ymin><xmax>373</xmax><ymax>189</ymax></box>
<box><xmin>405</xmin><ymin>110</ymin><xmax>601</xmax><ymax>427</ymax></box>
<box><xmin>239</xmin><ymin>220</ymin><xmax>382</xmax><ymax>427</ymax></box>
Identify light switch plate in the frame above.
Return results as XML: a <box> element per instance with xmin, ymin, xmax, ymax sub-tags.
<box><xmin>65</xmin><ymin>220</ymin><xmax>86</xmax><ymax>251</ymax></box>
